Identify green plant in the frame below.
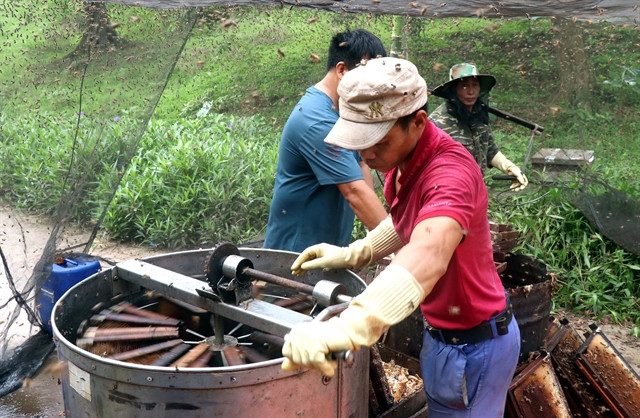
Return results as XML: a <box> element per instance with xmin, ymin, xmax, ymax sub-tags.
<box><xmin>100</xmin><ymin>113</ymin><xmax>279</xmax><ymax>247</ymax></box>
<box><xmin>0</xmin><ymin>112</ymin><xmax>136</xmax><ymax>220</ymax></box>
<box><xmin>489</xmin><ymin>188</ymin><xmax>640</xmax><ymax>328</ymax></box>
<box><xmin>604</xmin><ymin>65</ymin><xmax>640</xmax><ymax>88</ymax></box>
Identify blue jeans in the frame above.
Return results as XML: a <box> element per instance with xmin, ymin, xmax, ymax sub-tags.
<box><xmin>420</xmin><ymin>316</ymin><xmax>520</xmax><ymax>417</ymax></box>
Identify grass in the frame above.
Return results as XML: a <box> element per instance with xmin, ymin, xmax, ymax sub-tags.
<box><xmin>161</xmin><ymin>7</ymin><xmax>394</xmax><ymax>124</ymax></box>
<box><xmin>1</xmin><ymin>3</ymin><xmax>640</xmax><ymax>333</ymax></box>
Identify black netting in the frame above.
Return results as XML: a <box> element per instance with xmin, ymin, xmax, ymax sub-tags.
<box><xmin>0</xmin><ymin>2</ymin><xmax>198</xmax><ymax>395</ymax></box>
<box><xmin>571</xmin><ymin>172</ymin><xmax>640</xmax><ymax>255</ymax></box>
<box><xmin>1</xmin><ymin>0</ymin><xmax>639</xmax><ymax>400</ymax></box>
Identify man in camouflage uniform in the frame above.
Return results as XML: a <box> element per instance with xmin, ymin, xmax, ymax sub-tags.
<box><xmin>430</xmin><ymin>63</ymin><xmax>527</xmax><ymax>191</ymax></box>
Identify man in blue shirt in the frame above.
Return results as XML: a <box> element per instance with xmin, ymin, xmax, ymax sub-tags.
<box><xmin>264</xmin><ymin>29</ymin><xmax>388</xmax><ymax>252</ymax></box>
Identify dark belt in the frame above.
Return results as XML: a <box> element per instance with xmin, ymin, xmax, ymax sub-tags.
<box><xmin>426</xmin><ymin>301</ymin><xmax>513</xmax><ymax>345</ymax></box>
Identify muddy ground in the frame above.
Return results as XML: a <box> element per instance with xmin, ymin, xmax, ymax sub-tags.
<box><xmin>0</xmin><ymin>205</ymin><xmax>165</xmax><ymax>417</ymax></box>
<box><xmin>0</xmin><ymin>204</ymin><xmax>639</xmax><ymax>416</ymax></box>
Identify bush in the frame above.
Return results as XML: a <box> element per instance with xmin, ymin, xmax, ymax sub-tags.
<box><xmin>0</xmin><ymin>110</ymin><xmax>279</xmax><ymax>248</ymax></box>
<box><xmin>0</xmin><ymin>112</ymin><xmax>134</xmax><ymax>219</ymax></box>
<box><xmin>100</xmin><ymin>112</ymin><xmax>279</xmax><ymax>247</ymax></box>
<box><xmin>488</xmin><ymin>188</ymin><xmax>640</xmax><ymax>330</ymax></box>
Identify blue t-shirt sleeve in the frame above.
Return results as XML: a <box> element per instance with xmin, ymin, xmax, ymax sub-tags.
<box><xmin>298</xmin><ymin>120</ymin><xmax>363</xmax><ymax>186</ymax></box>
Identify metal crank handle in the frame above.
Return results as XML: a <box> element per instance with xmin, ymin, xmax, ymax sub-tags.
<box><xmin>207</xmin><ymin>243</ymin><xmax>352</xmax><ymax>306</ymax></box>
<box><xmin>316</xmin><ymin>303</ymin><xmax>354</xmax><ymax>366</ymax></box>
<box><xmin>492</xmin><ymin>174</ymin><xmax>517</xmax><ymax>181</ymax></box>
<box><xmin>330</xmin><ymin>349</ymin><xmax>355</xmax><ymax>366</ymax></box>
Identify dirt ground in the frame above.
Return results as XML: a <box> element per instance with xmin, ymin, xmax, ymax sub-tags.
<box><xmin>1</xmin><ymin>204</ymin><xmax>639</xmax><ymax>416</ymax></box>
<box><xmin>0</xmin><ymin>205</ymin><xmax>165</xmax><ymax>417</ymax></box>
<box><xmin>0</xmin><ymin>205</ymin><xmax>163</xmax><ymax>350</ymax></box>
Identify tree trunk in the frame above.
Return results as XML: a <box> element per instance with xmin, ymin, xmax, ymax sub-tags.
<box><xmin>390</xmin><ymin>15</ymin><xmax>406</xmax><ymax>59</ymax></box>
<box><xmin>554</xmin><ymin>18</ymin><xmax>595</xmax><ymax>112</ymax></box>
<box><xmin>65</xmin><ymin>2</ymin><xmax>122</xmax><ymax>61</ymax></box>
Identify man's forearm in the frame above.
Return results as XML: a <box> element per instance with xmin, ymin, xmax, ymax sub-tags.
<box><xmin>361</xmin><ymin>164</ymin><xmax>376</xmax><ymax>190</ymax></box>
<box><xmin>337</xmin><ymin>180</ymin><xmax>387</xmax><ymax>230</ymax></box>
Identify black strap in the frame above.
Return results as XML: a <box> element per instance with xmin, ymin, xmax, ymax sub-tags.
<box><xmin>426</xmin><ymin>303</ymin><xmax>513</xmax><ymax>345</ymax></box>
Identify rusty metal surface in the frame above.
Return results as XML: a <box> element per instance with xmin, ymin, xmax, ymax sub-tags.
<box><xmin>109</xmin><ymin>339</ymin><xmax>184</xmax><ymax>362</ymax></box>
<box><xmin>369</xmin><ymin>344</ymin><xmax>395</xmax><ymax>416</ymax></box>
<box><xmin>500</xmin><ymin>254</ymin><xmax>555</xmax><ymax>363</ymax></box>
<box><xmin>115</xmin><ymin>259</ymin><xmax>315</xmax><ymax>337</ymax></box>
<box><xmin>575</xmin><ymin>329</ymin><xmax>640</xmax><ymax>417</ymax></box>
<box><xmin>376</xmin><ymin>344</ymin><xmax>426</xmax><ymax>418</ymax></box>
<box><xmin>113</xmin><ymin>300</ymin><xmax>187</xmax><ymax>320</ymax></box>
<box><xmin>507</xmin><ymin>352</ymin><xmax>572</xmax><ymax>418</ymax></box>
<box><xmin>220</xmin><ymin>346</ymin><xmax>245</xmax><ymax>366</ymax></box>
<box><xmin>237</xmin><ymin>346</ymin><xmax>270</xmax><ymax>364</ymax></box>
<box><xmin>78</xmin><ymin>326</ymin><xmax>180</xmax><ymax>345</ymax></box>
<box><xmin>53</xmin><ymin>248</ymin><xmax>371</xmax><ymax>417</ymax></box>
<box><xmin>150</xmin><ymin>342</ymin><xmax>192</xmax><ymax>366</ymax></box>
<box><xmin>91</xmin><ymin>311</ymin><xmax>183</xmax><ymax>327</ymax></box>
<box><xmin>170</xmin><ymin>343</ymin><xmax>210</xmax><ymax>367</ymax></box>
<box><xmin>189</xmin><ymin>350</ymin><xmax>214</xmax><ymax>367</ymax></box>
<box><xmin>86</xmin><ymin>0</ymin><xmax>640</xmax><ymax>22</ymax></box>
<box><xmin>546</xmin><ymin>318</ymin><xmax>615</xmax><ymax>417</ymax></box>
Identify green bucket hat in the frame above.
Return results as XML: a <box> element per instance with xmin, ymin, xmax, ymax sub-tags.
<box><xmin>431</xmin><ymin>63</ymin><xmax>496</xmax><ymax>99</ymax></box>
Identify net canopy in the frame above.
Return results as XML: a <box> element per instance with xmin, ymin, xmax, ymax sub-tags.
<box><xmin>571</xmin><ymin>171</ymin><xmax>640</xmax><ymax>255</ymax></box>
<box><xmin>1</xmin><ymin>0</ymin><xmax>639</xmax><ymax>397</ymax></box>
<box><xmin>0</xmin><ymin>1</ymin><xmax>198</xmax><ymax>395</ymax></box>
<box><xmin>89</xmin><ymin>0</ymin><xmax>640</xmax><ymax>23</ymax></box>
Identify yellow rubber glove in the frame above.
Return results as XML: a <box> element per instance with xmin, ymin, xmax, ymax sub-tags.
<box><xmin>282</xmin><ymin>264</ymin><xmax>425</xmax><ymax>377</ymax></box>
<box><xmin>491</xmin><ymin>151</ymin><xmax>528</xmax><ymax>192</ymax></box>
<box><xmin>291</xmin><ymin>217</ymin><xmax>403</xmax><ymax>276</ymax></box>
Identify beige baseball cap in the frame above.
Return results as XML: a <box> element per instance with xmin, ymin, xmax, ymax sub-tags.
<box><xmin>324</xmin><ymin>57</ymin><xmax>428</xmax><ymax>150</ymax></box>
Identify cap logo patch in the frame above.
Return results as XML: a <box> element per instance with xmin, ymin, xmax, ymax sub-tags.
<box><xmin>369</xmin><ymin>101</ymin><xmax>384</xmax><ymax>118</ymax></box>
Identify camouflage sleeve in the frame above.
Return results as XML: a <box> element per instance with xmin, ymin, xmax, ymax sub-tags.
<box><xmin>430</xmin><ymin>102</ymin><xmax>498</xmax><ymax>172</ymax></box>
<box><xmin>467</xmin><ymin>122</ymin><xmax>495</xmax><ymax>172</ymax></box>
<box><xmin>428</xmin><ymin>102</ymin><xmax>474</xmax><ymax>150</ymax></box>
<box><xmin>484</xmin><ymin>123</ymin><xmax>500</xmax><ymax>163</ymax></box>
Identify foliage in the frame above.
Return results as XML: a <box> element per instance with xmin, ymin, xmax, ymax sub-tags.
<box><xmin>0</xmin><ymin>112</ymin><xmax>134</xmax><ymax>219</ymax></box>
<box><xmin>489</xmin><ymin>189</ymin><xmax>640</xmax><ymax>331</ymax></box>
<box><xmin>160</xmin><ymin>6</ymin><xmax>394</xmax><ymax>126</ymax></box>
<box><xmin>409</xmin><ymin>17</ymin><xmax>640</xmax><ymax>190</ymax></box>
<box><xmin>0</xmin><ymin>109</ymin><xmax>278</xmax><ymax>247</ymax></box>
<box><xmin>98</xmin><ymin>112</ymin><xmax>279</xmax><ymax>247</ymax></box>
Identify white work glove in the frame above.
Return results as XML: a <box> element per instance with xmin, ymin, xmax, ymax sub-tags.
<box><xmin>491</xmin><ymin>151</ymin><xmax>528</xmax><ymax>192</ymax></box>
<box><xmin>291</xmin><ymin>217</ymin><xmax>403</xmax><ymax>276</ymax></box>
<box><xmin>282</xmin><ymin>264</ymin><xmax>425</xmax><ymax>377</ymax></box>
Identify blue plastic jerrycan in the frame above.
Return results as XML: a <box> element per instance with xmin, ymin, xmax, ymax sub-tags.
<box><xmin>38</xmin><ymin>257</ymin><xmax>101</xmax><ymax>334</ymax></box>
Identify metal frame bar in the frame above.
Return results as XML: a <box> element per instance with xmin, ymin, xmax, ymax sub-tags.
<box><xmin>115</xmin><ymin>259</ymin><xmax>311</xmax><ymax>337</ymax></box>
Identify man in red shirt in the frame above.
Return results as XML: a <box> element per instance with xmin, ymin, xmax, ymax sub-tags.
<box><xmin>282</xmin><ymin>57</ymin><xmax>520</xmax><ymax>417</ymax></box>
